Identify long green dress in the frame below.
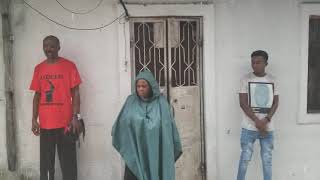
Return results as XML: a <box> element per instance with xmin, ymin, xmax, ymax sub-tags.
<box><xmin>112</xmin><ymin>70</ymin><xmax>182</xmax><ymax>180</ymax></box>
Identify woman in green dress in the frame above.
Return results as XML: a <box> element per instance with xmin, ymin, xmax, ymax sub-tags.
<box><xmin>112</xmin><ymin>70</ymin><xmax>182</xmax><ymax>180</ymax></box>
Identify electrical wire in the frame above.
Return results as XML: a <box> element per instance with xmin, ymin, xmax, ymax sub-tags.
<box><xmin>23</xmin><ymin>0</ymin><xmax>126</xmax><ymax>31</ymax></box>
<box><xmin>55</xmin><ymin>0</ymin><xmax>104</xmax><ymax>15</ymax></box>
<box><xmin>119</xmin><ymin>0</ymin><xmax>129</xmax><ymax>17</ymax></box>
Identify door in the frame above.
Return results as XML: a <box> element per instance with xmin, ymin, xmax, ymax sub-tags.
<box><xmin>130</xmin><ymin>17</ymin><xmax>205</xmax><ymax>180</ymax></box>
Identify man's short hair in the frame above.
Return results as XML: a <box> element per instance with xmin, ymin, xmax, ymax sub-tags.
<box><xmin>251</xmin><ymin>50</ymin><xmax>268</xmax><ymax>62</ymax></box>
<box><xmin>43</xmin><ymin>35</ymin><xmax>60</xmax><ymax>46</ymax></box>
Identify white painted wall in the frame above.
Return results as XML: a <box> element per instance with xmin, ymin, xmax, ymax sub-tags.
<box><xmin>0</xmin><ymin>9</ymin><xmax>8</xmax><ymax>170</ymax></box>
<box><xmin>215</xmin><ymin>0</ymin><xmax>320</xmax><ymax>180</ymax></box>
<box><xmin>10</xmin><ymin>0</ymin><xmax>122</xmax><ymax>179</ymax></box>
<box><xmin>2</xmin><ymin>0</ymin><xmax>320</xmax><ymax>179</ymax></box>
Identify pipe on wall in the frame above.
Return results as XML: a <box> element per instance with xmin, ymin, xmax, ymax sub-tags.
<box><xmin>1</xmin><ymin>0</ymin><xmax>17</xmax><ymax>172</ymax></box>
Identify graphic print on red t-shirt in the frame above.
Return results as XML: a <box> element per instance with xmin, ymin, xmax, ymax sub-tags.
<box><xmin>30</xmin><ymin>58</ymin><xmax>81</xmax><ymax>129</ymax></box>
<box><xmin>45</xmin><ymin>79</ymin><xmax>55</xmax><ymax>103</ymax></box>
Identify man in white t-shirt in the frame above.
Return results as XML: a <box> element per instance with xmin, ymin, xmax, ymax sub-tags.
<box><xmin>236</xmin><ymin>50</ymin><xmax>279</xmax><ymax>180</ymax></box>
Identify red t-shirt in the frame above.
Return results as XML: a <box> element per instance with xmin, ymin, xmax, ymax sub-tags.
<box><xmin>30</xmin><ymin>58</ymin><xmax>82</xmax><ymax>129</ymax></box>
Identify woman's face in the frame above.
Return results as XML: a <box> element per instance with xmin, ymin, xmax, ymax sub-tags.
<box><xmin>136</xmin><ymin>79</ymin><xmax>151</xmax><ymax>98</ymax></box>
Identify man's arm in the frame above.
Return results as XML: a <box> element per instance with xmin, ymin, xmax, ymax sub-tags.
<box><xmin>31</xmin><ymin>92</ymin><xmax>40</xmax><ymax>136</ymax></box>
<box><xmin>264</xmin><ymin>95</ymin><xmax>279</xmax><ymax>121</ymax></box>
<box><xmin>70</xmin><ymin>85</ymin><xmax>81</xmax><ymax>134</ymax></box>
<box><xmin>239</xmin><ymin>93</ymin><xmax>266</xmax><ymax>131</ymax></box>
<box><xmin>71</xmin><ymin>85</ymin><xmax>80</xmax><ymax>115</ymax></box>
<box><xmin>239</xmin><ymin>93</ymin><xmax>259</xmax><ymax>122</ymax></box>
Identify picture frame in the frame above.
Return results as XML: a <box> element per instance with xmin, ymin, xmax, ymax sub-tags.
<box><xmin>248</xmin><ymin>82</ymin><xmax>274</xmax><ymax>114</ymax></box>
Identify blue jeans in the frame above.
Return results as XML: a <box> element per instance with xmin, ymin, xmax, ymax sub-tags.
<box><xmin>237</xmin><ymin>128</ymin><xmax>273</xmax><ymax>180</ymax></box>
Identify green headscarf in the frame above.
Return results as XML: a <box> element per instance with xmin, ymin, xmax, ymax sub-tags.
<box><xmin>112</xmin><ymin>70</ymin><xmax>182</xmax><ymax>180</ymax></box>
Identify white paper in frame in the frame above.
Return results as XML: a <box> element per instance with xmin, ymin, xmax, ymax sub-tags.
<box><xmin>248</xmin><ymin>82</ymin><xmax>274</xmax><ymax>114</ymax></box>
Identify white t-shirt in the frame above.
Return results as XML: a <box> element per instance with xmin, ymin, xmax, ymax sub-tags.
<box><xmin>239</xmin><ymin>72</ymin><xmax>279</xmax><ymax>131</ymax></box>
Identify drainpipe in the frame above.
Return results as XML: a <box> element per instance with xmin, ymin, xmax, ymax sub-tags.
<box><xmin>1</xmin><ymin>0</ymin><xmax>17</xmax><ymax>172</ymax></box>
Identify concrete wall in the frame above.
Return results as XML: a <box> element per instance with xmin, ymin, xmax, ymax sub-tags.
<box><xmin>9</xmin><ymin>0</ymin><xmax>122</xmax><ymax>179</ymax></box>
<box><xmin>0</xmin><ymin>4</ymin><xmax>8</xmax><ymax>171</ymax></box>
<box><xmin>1</xmin><ymin>0</ymin><xmax>320</xmax><ymax>180</ymax></box>
<box><xmin>215</xmin><ymin>0</ymin><xmax>320</xmax><ymax>179</ymax></box>
<box><xmin>0</xmin><ymin>5</ymin><xmax>20</xmax><ymax>180</ymax></box>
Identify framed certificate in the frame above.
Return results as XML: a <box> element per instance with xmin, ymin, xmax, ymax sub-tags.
<box><xmin>248</xmin><ymin>82</ymin><xmax>274</xmax><ymax>114</ymax></box>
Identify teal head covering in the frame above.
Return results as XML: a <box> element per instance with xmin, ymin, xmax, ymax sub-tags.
<box><xmin>134</xmin><ymin>70</ymin><xmax>160</xmax><ymax>100</ymax></box>
<box><xmin>112</xmin><ymin>70</ymin><xmax>182</xmax><ymax>180</ymax></box>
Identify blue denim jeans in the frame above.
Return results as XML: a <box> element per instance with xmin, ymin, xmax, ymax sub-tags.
<box><xmin>236</xmin><ymin>128</ymin><xmax>273</xmax><ymax>180</ymax></box>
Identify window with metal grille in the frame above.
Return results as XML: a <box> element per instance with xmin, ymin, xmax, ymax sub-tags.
<box><xmin>170</xmin><ymin>21</ymin><xmax>198</xmax><ymax>87</ymax></box>
<box><xmin>132</xmin><ymin>22</ymin><xmax>166</xmax><ymax>86</ymax></box>
<box><xmin>131</xmin><ymin>18</ymin><xmax>201</xmax><ymax>88</ymax></box>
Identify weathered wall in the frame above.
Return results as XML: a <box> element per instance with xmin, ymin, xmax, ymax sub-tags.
<box><xmin>215</xmin><ymin>0</ymin><xmax>320</xmax><ymax>179</ymax></box>
<box><xmin>0</xmin><ymin>1</ymin><xmax>8</xmax><ymax>171</ymax></box>
<box><xmin>2</xmin><ymin>0</ymin><xmax>320</xmax><ymax>180</ymax></box>
<box><xmin>9</xmin><ymin>0</ymin><xmax>122</xmax><ymax>179</ymax></box>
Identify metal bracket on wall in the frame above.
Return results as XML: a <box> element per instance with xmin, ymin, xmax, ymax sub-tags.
<box><xmin>200</xmin><ymin>162</ymin><xmax>207</xmax><ymax>176</ymax></box>
<box><xmin>9</xmin><ymin>34</ymin><xmax>14</xmax><ymax>42</ymax></box>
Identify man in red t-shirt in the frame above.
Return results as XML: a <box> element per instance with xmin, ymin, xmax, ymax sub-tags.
<box><xmin>30</xmin><ymin>35</ymin><xmax>82</xmax><ymax>180</ymax></box>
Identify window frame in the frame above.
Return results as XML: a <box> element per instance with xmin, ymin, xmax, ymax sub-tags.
<box><xmin>298</xmin><ymin>4</ymin><xmax>320</xmax><ymax>124</ymax></box>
